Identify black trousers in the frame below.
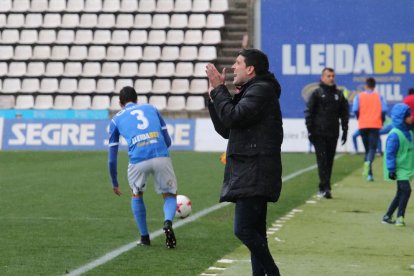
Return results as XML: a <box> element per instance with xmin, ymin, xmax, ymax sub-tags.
<box><xmin>386</xmin><ymin>180</ymin><xmax>412</xmax><ymax>218</ymax></box>
<box><xmin>312</xmin><ymin>135</ymin><xmax>338</xmax><ymax>192</ymax></box>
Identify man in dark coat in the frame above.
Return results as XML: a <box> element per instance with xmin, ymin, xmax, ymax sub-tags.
<box><xmin>206</xmin><ymin>49</ymin><xmax>283</xmax><ymax>276</ymax></box>
<box><xmin>304</xmin><ymin>67</ymin><xmax>349</xmax><ymax>198</ymax></box>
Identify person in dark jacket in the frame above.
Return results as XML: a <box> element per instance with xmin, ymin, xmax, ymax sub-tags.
<box><xmin>304</xmin><ymin>68</ymin><xmax>349</xmax><ymax>199</ymax></box>
<box><xmin>206</xmin><ymin>49</ymin><xmax>283</xmax><ymax>276</ymax></box>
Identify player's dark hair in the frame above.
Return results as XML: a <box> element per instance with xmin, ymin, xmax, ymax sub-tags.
<box><xmin>322</xmin><ymin>67</ymin><xmax>335</xmax><ymax>74</ymax></box>
<box><xmin>119</xmin><ymin>86</ymin><xmax>137</xmax><ymax>105</ymax></box>
<box><xmin>408</xmin><ymin>88</ymin><xmax>414</xmax><ymax>95</ymax></box>
<box><xmin>238</xmin><ymin>48</ymin><xmax>269</xmax><ymax>76</ymax></box>
<box><xmin>366</xmin><ymin>77</ymin><xmax>376</xmax><ymax>89</ymax></box>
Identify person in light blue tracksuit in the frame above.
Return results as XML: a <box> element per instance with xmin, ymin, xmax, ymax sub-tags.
<box><xmin>382</xmin><ymin>103</ymin><xmax>413</xmax><ymax>226</ymax></box>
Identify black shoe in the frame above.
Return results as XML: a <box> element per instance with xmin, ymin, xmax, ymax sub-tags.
<box><xmin>163</xmin><ymin>220</ymin><xmax>176</xmax><ymax>249</ymax></box>
<box><xmin>323</xmin><ymin>191</ymin><xmax>332</xmax><ymax>199</ymax></box>
<box><xmin>137</xmin><ymin>235</ymin><xmax>150</xmax><ymax>246</ymax></box>
<box><xmin>382</xmin><ymin>215</ymin><xmax>395</xmax><ymax>224</ymax></box>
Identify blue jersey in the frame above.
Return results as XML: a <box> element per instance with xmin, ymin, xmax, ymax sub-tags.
<box><xmin>109</xmin><ymin>103</ymin><xmax>171</xmax><ymax>164</ymax></box>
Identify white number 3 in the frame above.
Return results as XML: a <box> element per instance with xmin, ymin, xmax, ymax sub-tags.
<box><xmin>130</xmin><ymin>110</ymin><xmax>149</xmax><ymax>130</ymax></box>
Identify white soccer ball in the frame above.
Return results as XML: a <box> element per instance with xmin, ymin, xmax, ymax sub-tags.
<box><xmin>175</xmin><ymin>195</ymin><xmax>192</xmax><ymax>219</ymax></box>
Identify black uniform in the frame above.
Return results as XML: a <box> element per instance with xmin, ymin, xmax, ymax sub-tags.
<box><xmin>304</xmin><ymin>82</ymin><xmax>349</xmax><ymax>194</ymax></box>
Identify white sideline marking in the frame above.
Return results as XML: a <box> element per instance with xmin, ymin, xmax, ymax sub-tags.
<box><xmin>67</xmin><ymin>159</ymin><xmax>329</xmax><ymax>275</ymax></box>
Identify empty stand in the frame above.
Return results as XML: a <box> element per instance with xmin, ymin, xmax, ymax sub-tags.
<box><xmin>72</xmin><ymin>95</ymin><xmax>91</xmax><ymax>109</ymax></box>
<box><xmin>186</xmin><ymin>96</ymin><xmax>205</xmax><ymax>110</ymax></box>
<box><xmin>166</xmin><ymin>96</ymin><xmax>186</xmax><ymax>111</ymax></box>
<box><xmin>34</xmin><ymin>95</ymin><xmax>53</xmax><ymax>109</ymax></box>
<box><xmin>54</xmin><ymin>95</ymin><xmax>72</xmax><ymax>109</ymax></box>
<box><xmin>91</xmin><ymin>95</ymin><xmax>110</xmax><ymax>109</ymax></box>
<box><xmin>15</xmin><ymin>95</ymin><xmax>34</xmax><ymax>109</ymax></box>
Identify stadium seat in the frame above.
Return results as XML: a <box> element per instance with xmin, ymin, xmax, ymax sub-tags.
<box><xmin>14</xmin><ymin>46</ymin><xmax>32</xmax><ymax>60</ymax></box>
<box><xmin>115</xmin><ymin>79</ymin><xmax>133</xmax><ymax>93</ymax></box>
<box><xmin>0</xmin><ymin>62</ymin><xmax>7</xmax><ymax>76</ymax></box>
<box><xmin>38</xmin><ymin>30</ymin><xmax>56</xmax><ymax>44</ymax></box>
<box><xmin>49</xmin><ymin>0</ymin><xmax>66</xmax><ymax>12</ymax></box>
<box><xmin>0</xmin><ymin>46</ymin><xmax>13</xmax><ymax>60</ymax></box>
<box><xmin>210</xmin><ymin>0</ymin><xmax>229</xmax><ymax>12</ymax></box>
<box><xmin>111</xmin><ymin>30</ymin><xmax>129</xmax><ymax>44</ymax></box>
<box><xmin>175</xmin><ymin>62</ymin><xmax>193</xmax><ymax>77</ymax></box>
<box><xmin>189</xmin><ymin>79</ymin><xmax>208</xmax><ymax>94</ymax></box>
<box><xmin>170</xmin><ymin>14</ymin><xmax>188</xmax><ymax>29</ymax></box>
<box><xmin>206</xmin><ymin>14</ymin><xmax>225</xmax><ymax>28</ymax></box>
<box><xmin>21</xmin><ymin>79</ymin><xmax>40</xmax><ymax>93</ymax></box>
<box><xmin>120</xmin><ymin>0</ymin><xmax>138</xmax><ymax>12</ymax></box>
<box><xmin>33</xmin><ymin>46</ymin><xmax>51</xmax><ymax>59</ymax></box>
<box><xmin>75</xmin><ymin>30</ymin><xmax>93</xmax><ymax>44</ymax></box>
<box><xmin>138</xmin><ymin>62</ymin><xmax>156</xmax><ymax>77</ymax></box>
<box><xmin>188</xmin><ymin>14</ymin><xmax>206</xmax><ymax>29</ymax></box>
<box><xmin>98</xmin><ymin>14</ymin><xmax>115</xmax><ymax>28</ymax></box>
<box><xmin>152</xmin><ymin>14</ymin><xmax>170</xmax><ymax>29</ymax></box>
<box><xmin>54</xmin><ymin>95</ymin><xmax>72</xmax><ymax>109</ymax></box>
<box><xmin>0</xmin><ymin>15</ymin><xmax>5</xmax><ymax>28</ymax></box>
<box><xmin>174</xmin><ymin>0</ymin><xmax>192</xmax><ymax>12</ymax></box>
<box><xmin>78</xmin><ymin>79</ymin><xmax>96</xmax><ymax>93</ymax></box>
<box><xmin>116</xmin><ymin>14</ymin><xmax>134</xmax><ymax>28</ymax></box>
<box><xmin>186</xmin><ymin>96</ymin><xmax>205</xmax><ymax>110</ymax></box>
<box><xmin>134</xmin><ymin>14</ymin><xmax>152</xmax><ymax>28</ymax></box>
<box><xmin>3</xmin><ymin>79</ymin><xmax>21</xmax><ymax>93</ymax></box>
<box><xmin>171</xmin><ymin>79</ymin><xmax>189</xmax><ymax>94</ymax></box>
<box><xmin>20</xmin><ymin>30</ymin><xmax>38</xmax><ymax>44</ymax></box>
<box><xmin>93</xmin><ymin>30</ymin><xmax>111</xmax><ymax>44</ymax></box>
<box><xmin>64</xmin><ymin>62</ymin><xmax>82</xmax><ymax>77</ymax></box>
<box><xmin>51</xmin><ymin>46</ymin><xmax>69</xmax><ymax>60</ymax></box>
<box><xmin>192</xmin><ymin>0</ymin><xmax>210</xmax><ymax>12</ymax></box>
<box><xmin>107</xmin><ymin>46</ymin><xmax>124</xmax><ymax>60</ymax></box>
<box><xmin>135</xmin><ymin>79</ymin><xmax>152</xmax><ymax>94</ymax></box>
<box><xmin>149</xmin><ymin>96</ymin><xmax>167</xmax><ymax>110</ymax></box>
<box><xmin>156</xmin><ymin>62</ymin><xmax>175</xmax><ymax>77</ymax></box>
<box><xmin>1</xmin><ymin>30</ymin><xmax>19</xmax><ymax>44</ymax></box>
<box><xmin>152</xmin><ymin>79</ymin><xmax>171</xmax><ymax>94</ymax></box>
<box><xmin>0</xmin><ymin>0</ymin><xmax>12</xmax><ymax>12</ymax></box>
<box><xmin>39</xmin><ymin>78</ymin><xmax>59</xmax><ymax>93</ymax></box>
<box><xmin>193</xmin><ymin>62</ymin><xmax>208</xmax><ymax>77</ymax></box>
<box><xmin>88</xmin><ymin>46</ymin><xmax>106</xmax><ymax>60</ymax></box>
<box><xmin>34</xmin><ymin>95</ymin><xmax>54</xmax><ymax>109</ymax></box>
<box><xmin>166</xmin><ymin>96</ymin><xmax>186</xmax><ymax>110</ymax></box>
<box><xmin>15</xmin><ymin>95</ymin><xmax>34</xmax><ymax>109</ymax></box>
<box><xmin>82</xmin><ymin>62</ymin><xmax>101</xmax><ymax>77</ymax></box>
<box><xmin>31</xmin><ymin>0</ymin><xmax>48</xmax><ymax>12</ymax></box>
<box><xmin>72</xmin><ymin>95</ymin><xmax>91</xmax><ymax>109</ymax></box>
<box><xmin>156</xmin><ymin>0</ymin><xmax>174</xmax><ymax>12</ymax></box>
<box><xmin>69</xmin><ymin>46</ymin><xmax>88</xmax><ymax>60</ymax></box>
<box><xmin>184</xmin><ymin>30</ymin><xmax>202</xmax><ymax>45</ymax></box>
<box><xmin>97</xmin><ymin>79</ymin><xmax>115</xmax><ymax>93</ymax></box>
<box><xmin>0</xmin><ymin>95</ymin><xmax>15</xmax><ymax>109</ymax></box>
<box><xmin>61</xmin><ymin>14</ymin><xmax>79</xmax><ymax>28</ymax></box>
<box><xmin>57</xmin><ymin>30</ymin><xmax>75</xmax><ymax>44</ymax></box>
<box><xmin>67</xmin><ymin>0</ymin><xmax>84</xmax><ymax>12</ymax></box>
<box><xmin>179</xmin><ymin>46</ymin><xmax>198</xmax><ymax>61</ymax></box>
<box><xmin>161</xmin><ymin>46</ymin><xmax>180</xmax><ymax>61</ymax></box>
<box><xmin>12</xmin><ymin>0</ymin><xmax>30</xmax><ymax>12</ymax></box>
<box><xmin>26</xmin><ymin>62</ymin><xmax>45</xmax><ymax>76</ymax></box>
<box><xmin>7</xmin><ymin>14</ymin><xmax>25</xmax><ymax>28</ymax></box>
<box><xmin>109</xmin><ymin>96</ymin><xmax>120</xmax><ymax>110</ymax></box>
<box><xmin>124</xmin><ymin>46</ymin><xmax>142</xmax><ymax>60</ymax></box>
<box><xmin>103</xmin><ymin>0</ymin><xmax>120</xmax><ymax>12</ymax></box>
<box><xmin>166</xmin><ymin>30</ymin><xmax>184</xmax><ymax>45</ymax></box>
<box><xmin>80</xmin><ymin>14</ymin><xmax>98</xmax><ymax>28</ymax></box>
<box><xmin>45</xmin><ymin>62</ymin><xmax>64</xmax><ymax>77</ymax></box>
<box><xmin>203</xmin><ymin>30</ymin><xmax>221</xmax><ymax>45</ymax></box>
<box><xmin>43</xmin><ymin>14</ymin><xmax>61</xmax><ymax>28</ymax></box>
<box><xmin>91</xmin><ymin>95</ymin><xmax>110</xmax><ymax>109</ymax></box>
<box><xmin>101</xmin><ymin>62</ymin><xmax>120</xmax><ymax>77</ymax></box>
<box><xmin>8</xmin><ymin>62</ymin><xmax>26</xmax><ymax>77</ymax></box>
<box><xmin>85</xmin><ymin>0</ymin><xmax>102</xmax><ymax>12</ymax></box>
<box><xmin>198</xmin><ymin>46</ymin><xmax>217</xmax><ymax>61</ymax></box>
<box><xmin>119</xmin><ymin>62</ymin><xmax>138</xmax><ymax>77</ymax></box>
<box><xmin>139</xmin><ymin>0</ymin><xmax>156</xmax><ymax>12</ymax></box>
<box><xmin>25</xmin><ymin>14</ymin><xmax>44</xmax><ymax>28</ymax></box>
<box><xmin>138</xmin><ymin>96</ymin><xmax>148</xmax><ymax>104</ymax></box>
<box><xmin>130</xmin><ymin>30</ymin><xmax>148</xmax><ymax>44</ymax></box>
<box><xmin>143</xmin><ymin>46</ymin><xmax>161</xmax><ymax>61</ymax></box>
<box><xmin>58</xmin><ymin>79</ymin><xmax>77</xmax><ymax>93</ymax></box>
<box><xmin>148</xmin><ymin>30</ymin><xmax>166</xmax><ymax>45</ymax></box>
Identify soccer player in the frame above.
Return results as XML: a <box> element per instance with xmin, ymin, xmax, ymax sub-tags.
<box><xmin>107</xmin><ymin>86</ymin><xmax>178</xmax><ymax>248</ymax></box>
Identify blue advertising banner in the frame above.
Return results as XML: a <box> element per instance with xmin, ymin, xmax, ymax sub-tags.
<box><xmin>1</xmin><ymin>119</ymin><xmax>195</xmax><ymax>151</ymax></box>
<box><xmin>261</xmin><ymin>0</ymin><xmax>414</xmax><ymax>118</ymax></box>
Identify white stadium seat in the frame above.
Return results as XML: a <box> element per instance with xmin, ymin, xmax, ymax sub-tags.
<box><xmin>107</xmin><ymin>46</ymin><xmax>124</xmax><ymax>60</ymax></box>
<box><xmin>12</xmin><ymin>0</ymin><xmax>30</xmax><ymax>12</ymax></box>
<box><xmin>78</xmin><ymin>79</ymin><xmax>96</xmax><ymax>93</ymax></box>
<box><xmin>156</xmin><ymin>0</ymin><xmax>174</xmax><ymax>12</ymax></box>
<box><xmin>166</xmin><ymin>30</ymin><xmax>184</xmax><ymax>45</ymax></box>
<box><xmin>8</xmin><ymin>62</ymin><xmax>26</xmax><ymax>77</ymax></box>
<box><xmin>75</xmin><ymin>30</ymin><xmax>93</xmax><ymax>44</ymax></box>
<box><xmin>119</xmin><ymin>62</ymin><xmax>139</xmax><ymax>77</ymax></box>
<box><xmin>143</xmin><ymin>46</ymin><xmax>161</xmax><ymax>61</ymax></box>
<box><xmin>103</xmin><ymin>0</ymin><xmax>120</xmax><ymax>12</ymax></box>
<box><xmin>88</xmin><ymin>46</ymin><xmax>106</xmax><ymax>60</ymax></box>
<box><xmin>61</xmin><ymin>14</ymin><xmax>79</xmax><ymax>28</ymax></box>
<box><xmin>166</xmin><ymin>96</ymin><xmax>186</xmax><ymax>110</ymax></box>
<box><xmin>15</xmin><ymin>95</ymin><xmax>34</xmax><ymax>109</ymax></box>
<box><xmin>1</xmin><ymin>30</ymin><xmax>19</xmax><ymax>43</ymax></box>
<box><xmin>54</xmin><ymin>95</ymin><xmax>72</xmax><ymax>109</ymax></box>
<box><xmin>80</xmin><ymin>14</ymin><xmax>98</xmax><ymax>28</ymax></box>
<box><xmin>186</xmin><ymin>96</ymin><xmax>205</xmax><ymax>110</ymax></box>
<box><xmin>45</xmin><ymin>62</ymin><xmax>64</xmax><ymax>77</ymax></box>
<box><xmin>82</xmin><ymin>62</ymin><xmax>101</xmax><ymax>77</ymax></box>
<box><xmin>184</xmin><ymin>30</ymin><xmax>202</xmax><ymax>45</ymax></box>
<box><xmin>101</xmin><ymin>62</ymin><xmax>119</xmax><ymax>77</ymax></box>
<box><xmin>130</xmin><ymin>30</ymin><xmax>147</xmax><ymax>44</ymax></box>
<box><xmin>170</xmin><ymin>14</ymin><xmax>188</xmax><ymax>29</ymax></box>
<box><xmin>39</xmin><ymin>30</ymin><xmax>56</xmax><ymax>44</ymax></box>
<box><xmin>64</xmin><ymin>62</ymin><xmax>82</xmax><ymax>77</ymax></box>
<box><xmin>152</xmin><ymin>79</ymin><xmax>171</xmax><ymax>94</ymax></box>
<box><xmin>98</xmin><ymin>14</ymin><xmax>115</xmax><ymax>28</ymax></box>
<box><xmin>116</xmin><ymin>14</ymin><xmax>134</xmax><ymax>28</ymax></box>
<box><xmin>115</xmin><ymin>79</ymin><xmax>133</xmax><ymax>93</ymax></box>
<box><xmin>31</xmin><ymin>0</ymin><xmax>48</xmax><ymax>12</ymax></box>
<box><xmin>72</xmin><ymin>96</ymin><xmax>91</xmax><ymax>109</ymax></box>
<box><xmin>59</xmin><ymin>79</ymin><xmax>78</xmax><ymax>94</ymax></box>
<box><xmin>43</xmin><ymin>14</ymin><xmax>61</xmax><ymax>28</ymax></box>
<box><xmin>179</xmin><ymin>46</ymin><xmax>198</xmax><ymax>61</ymax></box>
<box><xmin>7</xmin><ymin>14</ymin><xmax>25</xmax><ymax>28</ymax></box>
<box><xmin>206</xmin><ymin>14</ymin><xmax>225</xmax><ymax>28</ymax></box>
<box><xmin>97</xmin><ymin>79</ymin><xmax>115</xmax><ymax>93</ymax></box>
<box><xmin>192</xmin><ymin>0</ymin><xmax>210</xmax><ymax>12</ymax></box>
<box><xmin>91</xmin><ymin>96</ymin><xmax>110</xmax><ymax>109</ymax></box>
<box><xmin>171</xmin><ymin>79</ymin><xmax>189</xmax><ymax>94</ymax></box>
<box><xmin>111</xmin><ymin>30</ymin><xmax>129</xmax><ymax>44</ymax></box>
<box><xmin>156</xmin><ymin>62</ymin><xmax>175</xmax><ymax>77</ymax></box>
<box><xmin>110</xmin><ymin>96</ymin><xmax>120</xmax><ymax>110</ymax></box>
<box><xmin>161</xmin><ymin>46</ymin><xmax>179</xmax><ymax>61</ymax></box>
<box><xmin>51</xmin><ymin>46</ymin><xmax>70</xmax><ymax>60</ymax></box>
<box><xmin>124</xmin><ymin>46</ymin><xmax>142</xmax><ymax>60</ymax></box>
<box><xmin>93</xmin><ymin>30</ymin><xmax>111</xmax><ymax>44</ymax></box>
<box><xmin>188</xmin><ymin>14</ymin><xmax>206</xmax><ymax>29</ymax></box>
<box><xmin>0</xmin><ymin>46</ymin><xmax>13</xmax><ymax>60</ymax></box>
<box><xmin>152</xmin><ymin>14</ymin><xmax>169</xmax><ymax>29</ymax></box>
<box><xmin>27</xmin><ymin>62</ymin><xmax>45</xmax><ymax>76</ymax></box>
<box><xmin>193</xmin><ymin>62</ymin><xmax>208</xmax><ymax>77</ymax></box>
<box><xmin>138</xmin><ymin>96</ymin><xmax>148</xmax><ymax>104</ymax></box>
<box><xmin>67</xmin><ymin>0</ymin><xmax>84</xmax><ymax>12</ymax></box>
<box><xmin>210</xmin><ymin>0</ymin><xmax>229</xmax><ymax>12</ymax></box>
<box><xmin>69</xmin><ymin>46</ymin><xmax>88</xmax><ymax>60</ymax></box>
<box><xmin>189</xmin><ymin>79</ymin><xmax>208</xmax><ymax>94</ymax></box>
<box><xmin>175</xmin><ymin>62</ymin><xmax>194</xmax><ymax>77</ymax></box>
<box><xmin>0</xmin><ymin>95</ymin><xmax>15</xmax><ymax>109</ymax></box>
<box><xmin>34</xmin><ymin>95</ymin><xmax>54</xmax><ymax>109</ymax></box>
<box><xmin>14</xmin><ymin>46</ymin><xmax>32</xmax><ymax>60</ymax></box>
<box><xmin>57</xmin><ymin>30</ymin><xmax>75</xmax><ymax>44</ymax></box>
<box><xmin>21</xmin><ymin>79</ymin><xmax>40</xmax><ymax>93</ymax></box>
<box><xmin>33</xmin><ymin>46</ymin><xmax>51</xmax><ymax>59</ymax></box>
<box><xmin>134</xmin><ymin>14</ymin><xmax>152</xmax><ymax>28</ymax></box>
<box><xmin>3</xmin><ymin>79</ymin><xmax>21</xmax><ymax>93</ymax></box>
<box><xmin>148</xmin><ymin>30</ymin><xmax>166</xmax><ymax>45</ymax></box>
<box><xmin>120</xmin><ymin>0</ymin><xmax>138</xmax><ymax>12</ymax></box>
<box><xmin>85</xmin><ymin>0</ymin><xmax>102</xmax><ymax>12</ymax></box>
<box><xmin>135</xmin><ymin>79</ymin><xmax>152</xmax><ymax>94</ymax></box>
<box><xmin>0</xmin><ymin>0</ymin><xmax>12</xmax><ymax>12</ymax></box>
<box><xmin>203</xmin><ymin>30</ymin><xmax>221</xmax><ymax>45</ymax></box>
<box><xmin>0</xmin><ymin>62</ymin><xmax>7</xmax><ymax>76</ymax></box>
<box><xmin>174</xmin><ymin>0</ymin><xmax>191</xmax><ymax>12</ymax></box>
<box><xmin>149</xmin><ymin>96</ymin><xmax>167</xmax><ymax>110</ymax></box>
<box><xmin>20</xmin><ymin>30</ymin><xmax>38</xmax><ymax>44</ymax></box>
<box><xmin>49</xmin><ymin>0</ymin><xmax>66</xmax><ymax>12</ymax></box>
<box><xmin>138</xmin><ymin>62</ymin><xmax>156</xmax><ymax>77</ymax></box>
<box><xmin>139</xmin><ymin>0</ymin><xmax>156</xmax><ymax>12</ymax></box>
<box><xmin>198</xmin><ymin>46</ymin><xmax>217</xmax><ymax>61</ymax></box>
<box><xmin>39</xmin><ymin>79</ymin><xmax>59</xmax><ymax>93</ymax></box>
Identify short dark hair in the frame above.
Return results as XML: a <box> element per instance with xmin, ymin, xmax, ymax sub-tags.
<box><xmin>119</xmin><ymin>86</ymin><xmax>137</xmax><ymax>105</ymax></box>
<box><xmin>366</xmin><ymin>77</ymin><xmax>376</xmax><ymax>89</ymax></box>
<box><xmin>238</xmin><ymin>48</ymin><xmax>269</xmax><ymax>76</ymax></box>
<box><xmin>322</xmin><ymin>67</ymin><xmax>335</xmax><ymax>74</ymax></box>
<box><xmin>409</xmin><ymin>88</ymin><xmax>414</xmax><ymax>95</ymax></box>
